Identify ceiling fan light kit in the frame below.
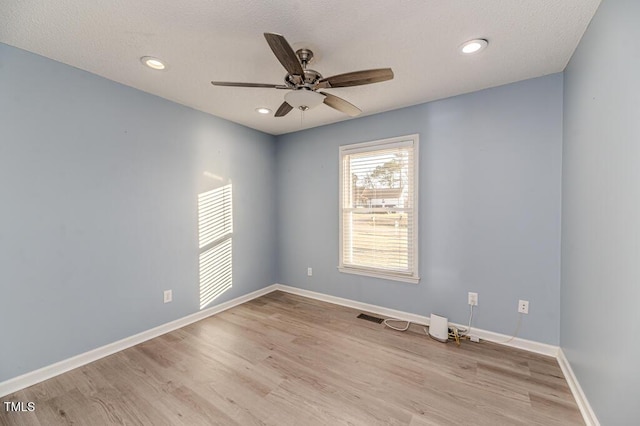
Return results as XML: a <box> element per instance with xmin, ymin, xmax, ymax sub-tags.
<box><xmin>211</xmin><ymin>32</ymin><xmax>394</xmax><ymax>118</ymax></box>
<box><xmin>284</xmin><ymin>89</ymin><xmax>325</xmax><ymax>111</ymax></box>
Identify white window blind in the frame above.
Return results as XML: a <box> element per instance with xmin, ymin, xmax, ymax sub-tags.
<box><xmin>339</xmin><ymin>135</ymin><xmax>419</xmax><ymax>283</ymax></box>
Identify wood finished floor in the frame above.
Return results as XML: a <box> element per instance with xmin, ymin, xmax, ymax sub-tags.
<box><xmin>1</xmin><ymin>291</ymin><xmax>584</xmax><ymax>425</ymax></box>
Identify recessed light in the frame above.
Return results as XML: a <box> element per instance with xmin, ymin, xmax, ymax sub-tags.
<box><xmin>140</xmin><ymin>56</ymin><xmax>166</xmax><ymax>70</ymax></box>
<box><xmin>460</xmin><ymin>39</ymin><xmax>488</xmax><ymax>54</ymax></box>
<box><xmin>255</xmin><ymin>107</ymin><xmax>271</xmax><ymax>114</ymax></box>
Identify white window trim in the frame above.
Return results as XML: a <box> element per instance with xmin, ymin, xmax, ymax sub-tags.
<box><xmin>338</xmin><ymin>134</ymin><xmax>420</xmax><ymax>284</ymax></box>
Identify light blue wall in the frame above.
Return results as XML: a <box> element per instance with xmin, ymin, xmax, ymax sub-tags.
<box><xmin>562</xmin><ymin>1</ymin><xmax>640</xmax><ymax>424</ymax></box>
<box><xmin>0</xmin><ymin>43</ymin><xmax>277</xmax><ymax>382</ymax></box>
<box><xmin>276</xmin><ymin>74</ymin><xmax>563</xmax><ymax>344</ymax></box>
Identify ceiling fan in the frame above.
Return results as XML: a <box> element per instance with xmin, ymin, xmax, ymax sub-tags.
<box><xmin>211</xmin><ymin>33</ymin><xmax>394</xmax><ymax>118</ymax></box>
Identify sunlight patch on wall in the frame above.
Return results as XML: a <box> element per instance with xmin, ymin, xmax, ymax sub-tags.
<box><xmin>198</xmin><ymin>184</ymin><xmax>233</xmax><ymax>309</ymax></box>
<box><xmin>199</xmin><ymin>238</ymin><xmax>232</xmax><ymax>309</ymax></box>
<box><xmin>198</xmin><ymin>184</ymin><xmax>233</xmax><ymax>249</ymax></box>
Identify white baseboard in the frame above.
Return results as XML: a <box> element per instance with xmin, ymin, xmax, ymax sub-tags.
<box><xmin>0</xmin><ymin>284</ymin><xmax>279</xmax><ymax>398</ymax></box>
<box><xmin>273</xmin><ymin>284</ymin><xmax>559</xmax><ymax>357</ymax></box>
<box><xmin>557</xmin><ymin>348</ymin><xmax>600</xmax><ymax>426</ymax></box>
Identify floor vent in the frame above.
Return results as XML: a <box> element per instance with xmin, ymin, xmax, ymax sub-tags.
<box><xmin>357</xmin><ymin>313</ymin><xmax>384</xmax><ymax>324</ymax></box>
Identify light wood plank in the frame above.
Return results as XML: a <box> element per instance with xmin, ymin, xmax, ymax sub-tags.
<box><xmin>0</xmin><ymin>291</ymin><xmax>584</xmax><ymax>425</ymax></box>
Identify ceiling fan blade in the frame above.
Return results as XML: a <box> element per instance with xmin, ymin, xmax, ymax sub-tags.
<box><xmin>264</xmin><ymin>32</ymin><xmax>304</xmax><ymax>76</ymax></box>
<box><xmin>211</xmin><ymin>81</ymin><xmax>288</xmax><ymax>89</ymax></box>
<box><xmin>320</xmin><ymin>92</ymin><xmax>362</xmax><ymax>117</ymax></box>
<box><xmin>315</xmin><ymin>68</ymin><xmax>394</xmax><ymax>89</ymax></box>
<box><xmin>275</xmin><ymin>101</ymin><xmax>294</xmax><ymax>117</ymax></box>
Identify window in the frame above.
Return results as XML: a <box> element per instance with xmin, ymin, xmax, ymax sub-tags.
<box><xmin>339</xmin><ymin>134</ymin><xmax>419</xmax><ymax>283</ymax></box>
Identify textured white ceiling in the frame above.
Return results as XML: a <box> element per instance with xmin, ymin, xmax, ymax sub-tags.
<box><xmin>0</xmin><ymin>0</ymin><xmax>600</xmax><ymax>135</ymax></box>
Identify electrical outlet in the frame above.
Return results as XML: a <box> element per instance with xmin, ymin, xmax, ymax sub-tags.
<box><xmin>307</xmin><ymin>267</ymin><xmax>312</xmax><ymax>276</ymax></box>
<box><xmin>164</xmin><ymin>290</ymin><xmax>172</xmax><ymax>304</ymax></box>
<box><xmin>518</xmin><ymin>299</ymin><xmax>529</xmax><ymax>314</ymax></box>
<box><xmin>468</xmin><ymin>292</ymin><xmax>478</xmax><ymax>306</ymax></box>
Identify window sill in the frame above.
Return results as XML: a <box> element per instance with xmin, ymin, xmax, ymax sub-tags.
<box><xmin>337</xmin><ymin>266</ymin><xmax>420</xmax><ymax>284</ymax></box>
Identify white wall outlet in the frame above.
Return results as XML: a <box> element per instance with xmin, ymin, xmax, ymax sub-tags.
<box><xmin>164</xmin><ymin>290</ymin><xmax>172</xmax><ymax>304</ymax></box>
<box><xmin>307</xmin><ymin>267</ymin><xmax>312</xmax><ymax>276</ymax></box>
<box><xmin>468</xmin><ymin>292</ymin><xmax>478</xmax><ymax>306</ymax></box>
<box><xmin>518</xmin><ymin>299</ymin><xmax>529</xmax><ymax>314</ymax></box>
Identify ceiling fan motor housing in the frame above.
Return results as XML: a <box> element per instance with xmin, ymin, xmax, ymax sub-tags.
<box><xmin>285</xmin><ymin>68</ymin><xmax>323</xmax><ymax>88</ymax></box>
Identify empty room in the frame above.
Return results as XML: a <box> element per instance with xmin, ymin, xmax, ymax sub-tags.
<box><xmin>1</xmin><ymin>1</ymin><xmax>638</xmax><ymax>425</ymax></box>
